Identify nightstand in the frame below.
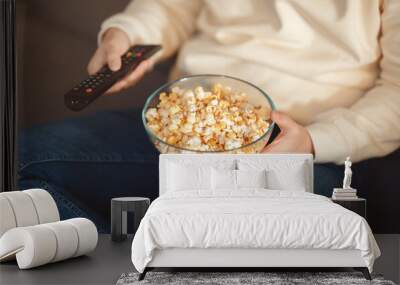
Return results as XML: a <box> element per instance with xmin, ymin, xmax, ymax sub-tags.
<box><xmin>111</xmin><ymin>197</ymin><xmax>150</xmax><ymax>242</ymax></box>
<box><xmin>331</xmin><ymin>198</ymin><xmax>366</xmax><ymax>219</ymax></box>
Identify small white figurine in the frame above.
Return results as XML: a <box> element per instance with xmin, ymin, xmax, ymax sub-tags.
<box><xmin>342</xmin><ymin>156</ymin><xmax>353</xmax><ymax>189</ymax></box>
<box><xmin>332</xmin><ymin>157</ymin><xmax>357</xmax><ymax>199</ymax></box>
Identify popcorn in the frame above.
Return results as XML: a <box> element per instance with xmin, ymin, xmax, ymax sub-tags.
<box><xmin>188</xmin><ymin>104</ymin><xmax>197</xmax><ymax>112</ymax></box>
<box><xmin>159</xmin><ymin>109</ymin><xmax>169</xmax><ymax>120</ymax></box>
<box><xmin>217</xmin><ymin>133</ymin><xmax>225</xmax><ymax>145</ymax></box>
<box><xmin>167</xmin><ymin>135</ymin><xmax>179</xmax><ymax>145</ymax></box>
<box><xmin>168</xmin><ymin>123</ymin><xmax>179</xmax><ymax>132</ymax></box>
<box><xmin>148</xmin><ymin>123</ymin><xmax>161</xmax><ymax>132</ymax></box>
<box><xmin>206</xmin><ymin>126</ymin><xmax>214</xmax><ymax>135</ymax></box>
<box><xmin>194</xmin><ymin>86</ymin><xmax>207</xmax><ymax>100</ymax></box>
<box><xmin>225</xmin><ymin>138</ymin><xmax>242</xmax><ymax>150</ymax></box>
<box><xmin>183</xmin><ymin>89</ymin><xmax>195</xmax><ymax>98</ymax></box>
<box><xmin>206</xmin><ymin>114</ymin><xmax>216</xmax><ymax>126</ymax></box>
<box><xmin>169</xmin><ymin>105</ymin><xmax>181</xmax><ymax>115</ymax></box>
<box><xmin>145</xmin><ymin>83</ymin><xmax>270</xmax><ymax>152</ymax></box>
<box><xmin>221</xmin><ymin>117</ymin><xmax>234</xmax><ymax>128</ymax></box>
<box><xmin>232</xmin><ymin>124</ymin><xmax>246</xmax><ymax>135</ymax></box>
<box><xmin>210</xmin><ymin>99</ymin><xmax>219</xmax><ymax>106</ymax></box>
<box><xmin>180</xmin><ymin>123</ymin><xmax>193</xmax><ymax>134</ymax></box>
<box><xmin>171</xmin><ymin>86</ymin><xmax>184</xmax><ymax>95</ymax></box>
<box><xmin>205</xmin><ymin>105</ymin><xmax>214</xmax><ymax>113</ymax></box>
<box><xmin>145</xmin><ymin>108</ymin><xmax>159</xmax><ymax>121</ymax></box>
<box><xmin>187</xmin><ymin>136</ymin><xmax>202</xmax><ymax>148</ymax></box>
<box><xmin>199</xmin><ymin>144</ymin><xmax>210</xmax><ymax>151</ymax></box>
<box><xmin>187</xmin><ymin>112</ymin><xmax>197</xmax><ymax>124</ymax></box>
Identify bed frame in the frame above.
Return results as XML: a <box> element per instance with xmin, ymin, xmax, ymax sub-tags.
<box><xmin>139</xmin><ymin>154</ymin><xmax>371</xmax><ymax>280</ymax></box>
<box><xmin>141</xmin><ymin>248</ymin><xmax>370</xmax><ymax>280</ymax></box>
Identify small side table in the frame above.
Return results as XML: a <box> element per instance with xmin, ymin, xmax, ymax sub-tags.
<box><xmin>331</xmin><ymin>198</ymin><xmax>366</xmax><ymax>219</ymax></box>
<box><xmin>111</xmin><ymin>197</ymin><xmax>150</xmax><ymax>242</ymax></box>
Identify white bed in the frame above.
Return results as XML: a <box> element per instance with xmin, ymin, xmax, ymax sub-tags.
<box><xmin>131</xmin><ymin>154</ymin><xmax>380</xmax><ymax>280</ymax></box>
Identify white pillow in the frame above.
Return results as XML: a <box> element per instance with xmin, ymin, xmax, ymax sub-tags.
<box><xmin>237</xmin><ymin>159</ymin><xmax>308</xmax><ymax>191</ymax></box>
<box><xmin>212</xmin><ymin>168</ymin><xmax>237</xmax><ymax>190</ymax></box>
<box><xmin>212</xmin><ymin>169</ymin><xmax>268</xmax><ymax>190</ymax></box>
<box><xmin>266</xmin><ymin>167</ymin><xmax>306</xmax><ymax>191</ymax></box>
<box><xmin>167</xmin><ymin>162</ymin><xmax>212</xmax><ymax>191</ymax></box>
<box><xmin>236</xmin><ymin>169</ymin><xmax>267</xmax><ymax>189</ymax></box>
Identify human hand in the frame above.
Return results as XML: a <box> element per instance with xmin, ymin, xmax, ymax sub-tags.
<box><xmin>263</xmin><ymin>111</ymin><xmax>314</xmax><ymax>154</ymax></box>
<box><xmin>87</xmin><ymin>28</ymin><xmax>154</xmax><ymax>94</ymax></box>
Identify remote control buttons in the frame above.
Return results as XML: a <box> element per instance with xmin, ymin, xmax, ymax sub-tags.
<box><xmin>85</xmin><ymin>88</ymin><xmax>93</xmax><ymax>94</ymax></box>
<box><xmin>126</xmin><ymin>51</ymin><xmax>140</xmax><ymax>59</ymax></box>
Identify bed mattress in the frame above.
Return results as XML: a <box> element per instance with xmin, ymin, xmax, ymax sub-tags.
<box><xmin>131</xmin><ymin>190</ymin><xmax>380</xmax><ymax>272</ymax></box>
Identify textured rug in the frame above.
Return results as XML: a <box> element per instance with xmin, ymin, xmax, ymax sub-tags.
<box><xmin>116</xmin><ymin>271</ymin><xmax>396</xmax><ymax>285</ymax></box>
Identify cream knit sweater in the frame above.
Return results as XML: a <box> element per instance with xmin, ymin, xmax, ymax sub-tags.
<box><xmin>99</xmin><ymin>0</ymin><xmax>400</xmax><ymax>164</ymax></box>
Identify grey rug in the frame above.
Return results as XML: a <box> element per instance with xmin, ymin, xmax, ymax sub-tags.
<box><xmin>117</xmin><ymin>272</ymin><xmax>396</xmax><ymax>285</ymax></box>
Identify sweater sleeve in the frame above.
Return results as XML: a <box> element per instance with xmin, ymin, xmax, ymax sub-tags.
<box><xmin>307</xmin><ymin>0</ymin><xmax>400</xmax><ymax>164</ymax></box>
<box><xmin>98</xmin><ymin>0</ymin><xmax>202</xmax><ymax>60</ymax></box>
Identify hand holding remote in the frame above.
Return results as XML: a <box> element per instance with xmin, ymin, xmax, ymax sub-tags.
<box><xmin>87</xmin><ymin>28</ymin><xmax>154</xmax><ymax>94</ymax></box>
<box><xmin>64</xmin><ymin>42</ymin><xmax>161</xmax><ymax>111</ymax></box>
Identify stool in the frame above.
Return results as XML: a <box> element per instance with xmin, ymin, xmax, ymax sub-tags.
<box><xmin>111</xmin><ymin>197</ymin><xmax>150</xmax><ymax>242</ymax></box>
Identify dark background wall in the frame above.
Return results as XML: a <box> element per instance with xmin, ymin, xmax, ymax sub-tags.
<box><xmin>16</xmin><ymin>0</ymin><xmax>170</xmax><ymax>128</ymax></box>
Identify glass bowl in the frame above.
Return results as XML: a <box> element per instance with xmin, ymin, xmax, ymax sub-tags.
<box><xmin>142</xmin><ymin>74</ymin><xmax>276</xmax><ymax>154</ymax></box>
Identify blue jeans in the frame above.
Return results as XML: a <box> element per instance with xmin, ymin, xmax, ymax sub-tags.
<box><xmin>18</xmin><ymin>109</ymin><xmax>342</xmax><ymax>232</ymax></box>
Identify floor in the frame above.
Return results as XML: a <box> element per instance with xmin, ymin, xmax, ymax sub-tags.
<box><xmin>0</xmin><ymin>234</ymin><xmax>399</xmax><ymax>285</ymax></box>
<box><xmin>374</xmin><ymin>234</ymin><xmax>400</xmax><ymax>283</ymax></box>
<box><xmin>0</xmin><ymin>235</ymin><xmax>134</xmax><ymax>285</ymax></box>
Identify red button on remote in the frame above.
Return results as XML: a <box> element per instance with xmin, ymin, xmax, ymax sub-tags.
<box><xmin>85</xmin><ymin>88</ymin><xmax>93</xmax><ymax>93</ymax></box>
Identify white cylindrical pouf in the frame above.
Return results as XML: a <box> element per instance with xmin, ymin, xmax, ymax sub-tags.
<box><xmin>23</xmin><ymin>189</ymin><xmax>60</xmax><ymax>224</ymax></box>
<box><xmin>1</xmin><ymin>192</ymin><xmax>39</xmax><ymax>227</ymax></box>
<box><xmin>0</xmin><ymin>226</ymin><xmax>57</xmax><ymax>269</ymax></box>
<box><xmin>0</xmin><ymin>196</ymin><xmax>17</xmax><ymax>237</ymax></box>
<box><xmin>0</xmin><ymin>218</ymin><xmax>97</xmax><ymax>269</ymax></box>
<box><xmin>66</xmin><ymin>218</ymin><xmax>98</xmax><ymax>257</ymax></box>
<box><xmin>42</xmin><ymin>221</ymin><xmax>79</xmax><ymax>262</ymax></box>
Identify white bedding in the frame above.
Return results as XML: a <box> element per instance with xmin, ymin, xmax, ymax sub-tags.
<box><xmin>131</xmin><ymin>190</ymin><xmax>380</xmax><ymax>273</ymax></box>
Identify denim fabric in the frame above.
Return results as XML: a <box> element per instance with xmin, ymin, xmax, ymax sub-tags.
<box><xmin>18</xmin><ymin>109</ymin><xmax>343</xmax><ymax>232</ymax></box>
<box><xmin>18</xmin><ymin>179</ymin><xmax>106</xmax><ymax>231</ymax></box>
<box><xmin>19</xmin><ymin>110</ymin><xmax>159</xmax><ymax>232</ymax></box>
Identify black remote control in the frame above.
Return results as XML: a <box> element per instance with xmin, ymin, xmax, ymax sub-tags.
<box><xmin>64</xmin><ymin>45</ymin><xmax>161</xmax><ymax>111</ymax></box>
